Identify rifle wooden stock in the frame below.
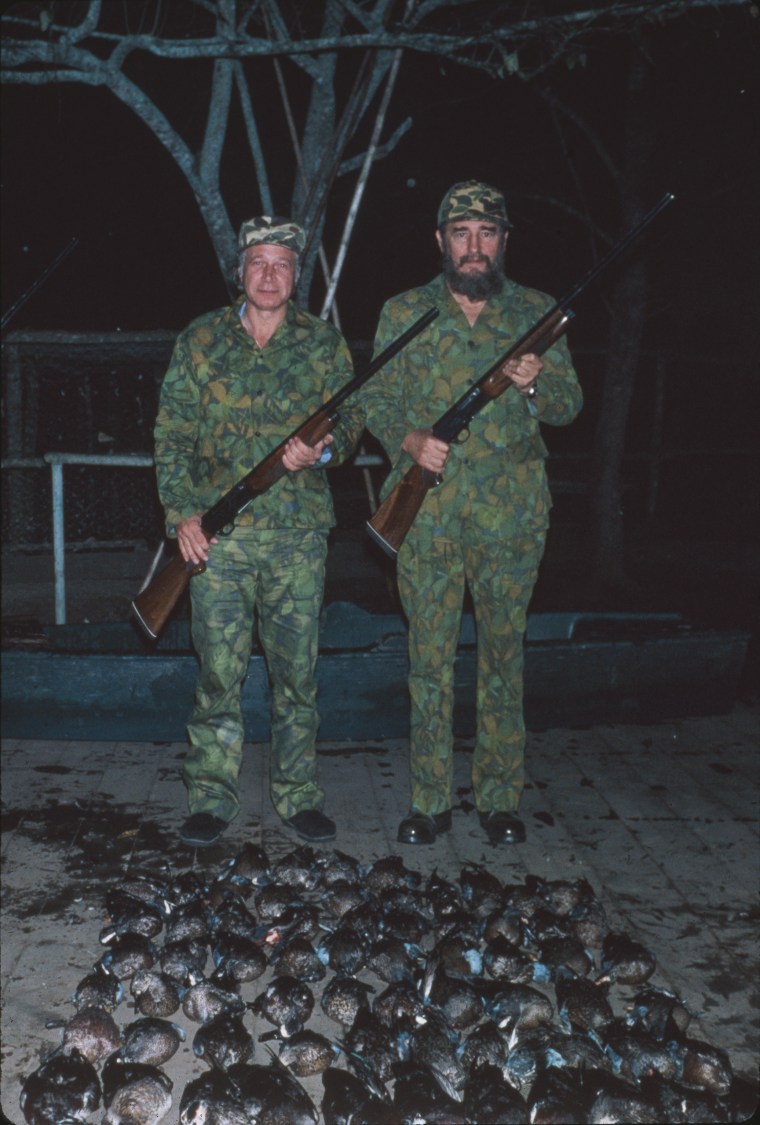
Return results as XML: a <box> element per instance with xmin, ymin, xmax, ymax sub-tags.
<box><xmin>132</xmin><ymin>306</ymin><xmax>439</xmax><ymax>638</ymax></box>
<box><xmin>366</xmin><ymin>192</ymin><xmax>675</xmax><ymax>558</ymax></box>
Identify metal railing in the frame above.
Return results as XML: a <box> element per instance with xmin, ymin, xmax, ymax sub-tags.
<box><xmin>2</xmin><ymin>450</ymin><xmax>385</xmax><ymax>625</ymax></box>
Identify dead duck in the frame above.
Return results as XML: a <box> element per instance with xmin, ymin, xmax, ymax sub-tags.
<box><xmin>426</xmin><ymin>869</ymin><xmax>466</xmax><ymax>921</ymax></box>
<box><xmin>222</xmin><ymin>841</ymin><xmax>271</xmax><ymax>887</ymax></box>
<box><xmin>208</xmin><ymin>891</ymin><xmax>260</xmax><ymax>943</ymax></box>
<box><xmin>430</xmin><ymin>928</ymin><xmax>483</xmax><ymax>980</ymax></box>
<box><xmin>130</xmin><ymin>969</ymin><xmax>181</xmax><ymax>1019</ymax></box>
<box><xmin>100</xmin><ymin>905</ymin><xmax>164</xmax><ymax>943</ymax></box>
<box><xmin>597</xmin><ymin>930</ymin><xmax>657</xmax><ymax>986</ymax></box>
<box><xmin>320</xmin><ymin>1065</ymin><xmax>390</xmax><ymax>1125</ymax></box>
<box><xmin>458</xmin><ymin>1019</ymin><xmax>509</xmax><ymax>1076</ymax></box>
<box><xmin>158</xmin><ymin>937</ymin><xmax>207</xmax><ymax>986</ymax></box>
<box><xmin>554</xmin><ymin>966</ymin><xmax>613</xmax><ymax>1036</ymax></box>
<box><xmin>97</xmin><ymin>933</ymin><xmax>157</xmax><ymax>980</ymax></box>
<box><xmin>366</xmin><ymin>936</ymin><xmax>419</xmax><ymax>983</ymax></box>
<box><xmin>538</xmin><ymin>935</ymin><xmax>594</xmax><ymax>980</ymax></box>
<box><xmin>227</xmin><ymin>1051</ymin><xmax>318</xmax><ymax>1124</ymax></box>
<box><xmin>479</xmin><ymin>979</ymin><xmax>555</xmax><ymax>1032</ymax></box>
<box><xmin>363</xmin><ymin>854</ymin><xmax>421</xmax><ymax>896</ymax></box>
<box><xmin>276</xmin><ymin>1029</ymin><xmax>340</xmax><ymax>1076</ymax></box>
<box><xmin>254</xmin><ymin>882</ymin><xmax>306</xmax><ymax>924</ymax></box>
<box><xmin>315</xmin><ymin>849</ymin><xmax>363</xmax><ymax>889</ymax></box>
<box><xmin>380</xmin><ymin>902</ymin><xmax>431</xmax><ymax>944</ymax></box>
<box><xmin>317</xmin><ymin>925</ymin><xmax>369</xmax><ymax>975</ymax></box>
<box><xmin>527</xmin><ymin>1063</ymin><xmax>591</xmax><ymax>1125</ymax></box>
<box><xmin>392</xmin><ymin>1060</ymin><xmax>467</xmax><ymax>1123</ymax></box>
<box><xmin>483</xmin><ymin>933</ymin><xmax>541</xmax><ymax>984</ymax></box>
<box><xmin>251</xmin><ymin>975</ymin><xmax>314</xmax><ymax>1038</ymax></box>
<box><xmin>459</xmin><ymin>863</ymin><xmax>504</xmax><ymax>917</ymax></box>
<box><xmin>72</xmin><ymin>966</ymin><xmax>124</xmax><ymax>1013</ymax></box>
<box><xmin>569</xmin><ymin>897</ymin><xmax>610</xmax><ymax>950</ymax></box>
<box><xmin>271</xmin><ymin>845</ymin><xmax>320</xmax><ymax>890</ymax></box>
<box><xmin>269</xmin><ymin>934</ymin><xmax>326</xmax><ymax>982</ymax></box>
<box><xmin>586</xmin><ymin>1071</ymin><xmax>660</xmax><ymax>1124</ymax></box>
<box><xmin>603</xmin><ymin>1018</ymin><xmax>682</xmax><ymax>1084</ymax></box>
<box><xmin>321</xmin><ymin>974</ymin><xmax>374</xmax><ymax>1029</ymax></box>
<box><xmin>106</xmin><ymin>875</ymin><xmax>171</xmax><ymax>921</ymax></box>
<box><xmin>165</xmin><ymin>868</ymin><xmax>208</xmax><ymax>909</ymax></box>
<box><xmin>61</xmin><ymin>1005</ymin><xmax>122</xmax><ymax>1066</ymax></box>
<box><xmin>181</xmin><ymin>978</ymin><xmax>245</xmax><ymax>1025</ymax></box>
<box><xmin>192</xmin><ymin>1012</ymin><xmax>254</xmax><ymax>1071</ymax></box>
<box><xmin>210</xmin><ymin>932</ymin><xmax>268</xmax><ymax>983</ymax></box>
<box><xmin>483</xmin><ymin>902</ymin><xmax>525</xmax><ymax>946</ymax></box>
<box><xmin>119</xmin><ymin>1017</ymin><xmax>186</xmax><ymax>1066</ymax></box>
<box><xmin>164</xmin><ymin>898</ymin><xmax>211</xmax><ymax>945</ymax></box>
<box><xmin>19</xmin><ymin>1048</ymin><xmax>101</xmax><ymax>1125</ymax></box>
<box><xmin>178</xmin><ymin>1068</ymin><xmax>248</xmax><ymax>1125</ymax></box>
<box><xmin>341</xmin><ymin>1007</ymin><xmax>399</xmax><ymax>1087</ymax></box>
<box><xmin>668</xmin><ymin>1035</ymin><xmax>733</xmax><ymax>1096</ymax></box>
<box><xmin>426</xmin><ymin>967</ymin><xmax>483</xmax><ymax>1031</ymax></box>
<box><xmin>408</xmin><ymin>1007</ymin><xmax>466</xmax><ymax>1103</ymax></box>
<box><xmin>372</xmin><ymin>977</ymin><xmax>427</xmax><ymax>1033</ymax></box>
<box><xmin>528</xmin><ymin>874</ymin><xmax>597</xmax><ymax>917</ymax></box>
<box><xmin>625</xmin><ymin>984</ymin><xmax>693</xmax><ymax>1040</ymax></box>
<box><xmin>463</xmin><ymin>1061</ymin><xmax>529</xmax><ymax>1125</ymax></box>
<box><xmin>101</xmin><ymin>1056</ymin><xmax>173</xmax><ymax>1125</ymax></box>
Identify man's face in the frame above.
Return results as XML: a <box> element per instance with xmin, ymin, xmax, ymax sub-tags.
<box><xmin>242</xmin><ymin>243</ymin><xmax>297</xmax><ymax>313</ymax></box>
<box><xmin>437</xmin><ymin>220</ymin><xmax>507</xmax><ymax>301</ymax></box>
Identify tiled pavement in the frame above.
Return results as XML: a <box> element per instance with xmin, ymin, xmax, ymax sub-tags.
<box><xmin>2</xmin><ymin>702</ymin><xmax>758</xmax><ymax>1122</ymax></box>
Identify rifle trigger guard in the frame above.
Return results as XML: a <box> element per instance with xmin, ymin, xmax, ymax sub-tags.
<box><xmin>218</xmin><ymin>522</ymin><xmax>236</xmax><ymax>537</ymax></box>
<box><xmin>451</xmin><ymin>427</ymin><xmax>470</xmax><ymax>445</ymax></box>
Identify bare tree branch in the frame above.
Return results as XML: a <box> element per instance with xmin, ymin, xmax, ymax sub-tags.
<box><xmin>233</xmin><ymin>61</ymin><xmax>273</xmax><ymax>212</ymax></box>
<box><xmin>2</xmin><ymin>0</ymin><xmax>749</xmax><ymax>297</ymax></box>
<box><xmin>3</xmin><ymin>1</ymin><xmax>751</xmax><ymax>74</ymax></box>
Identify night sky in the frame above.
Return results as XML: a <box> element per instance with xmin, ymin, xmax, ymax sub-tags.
<box><xmin>1</xmin><ymin>10</ymin><xmax>756</xmax><ymax>339</ymax></box>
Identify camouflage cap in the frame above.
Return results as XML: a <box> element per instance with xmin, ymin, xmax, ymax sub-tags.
<box><xmin>437</xmin><ymin>180</ymin><xmax>512</xmax><ymax>229</ymax></box>
<box><xmin>238</xmin><ymin>215</ymin><xmax>306</xmax><ymax>255</ymax></box>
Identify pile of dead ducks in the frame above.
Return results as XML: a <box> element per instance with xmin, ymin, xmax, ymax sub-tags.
<box><xmin>20</xmin><ymin>843</ymin><xmax>749</xmax><ymax>1124</ymax></box>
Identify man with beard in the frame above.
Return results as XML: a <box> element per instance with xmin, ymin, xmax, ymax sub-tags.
<box><xmin>362</xmin><ymin>181</ymin><xmax>582</xmax><ymax>846</ymax></box>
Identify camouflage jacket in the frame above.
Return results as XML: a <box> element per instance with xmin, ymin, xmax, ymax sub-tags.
<box><xmin>362</xmin><ymin>274</ymin><xmax>583</xmax><ymax>537</ymax></box>
<box><xmin>154</xmin><ymin>299</ymin><xmax>363</xmax><ymax>534</ymax></box>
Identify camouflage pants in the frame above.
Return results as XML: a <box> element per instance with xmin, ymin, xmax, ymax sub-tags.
<box><xmin>185</xmin><ymin>528</ymin><xmax>328</xmax><ymax>822</ymax></box>
<box><xmin>396</xmin><ymin>523</ymin><xmax>546</xmax><ymax>816</ymax></box>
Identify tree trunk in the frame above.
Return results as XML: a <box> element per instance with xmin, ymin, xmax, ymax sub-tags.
<box><xmin>589</xmin><ymin>41</ymin><xmax>654</xmax><ymax>591</ymax></box>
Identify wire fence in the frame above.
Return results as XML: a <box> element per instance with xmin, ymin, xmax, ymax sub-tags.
<box><xmin>3</xmin><ymin>330</ymin><xmax>758</xmax><ymax>555</ymax></box>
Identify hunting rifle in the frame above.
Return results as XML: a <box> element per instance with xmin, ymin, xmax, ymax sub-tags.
<box><xmin>132</xmin><ymin>306</ymin><xmax>439</xmax><ymax>639</ymax></box>
<box><xmin>366</xmin><ymin>192</ymin><xmax>675</xmax><ymax>558</ymax></box>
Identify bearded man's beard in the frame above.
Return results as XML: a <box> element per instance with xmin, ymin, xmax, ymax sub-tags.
<box><xmin>443</xmin><ymin>249</ymin><xmax>505</xmax><ymax>300</ymax></box>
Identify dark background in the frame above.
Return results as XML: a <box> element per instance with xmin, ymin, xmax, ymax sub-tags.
<box><xmin>1</xmin><ymin>5</ymin><xmax>758</xmax><ymax>632</ymax></box>
<box><xmin>2</xmin><ymin>12</ymin><xmax>757</xmax><ymax>344</ymax></box>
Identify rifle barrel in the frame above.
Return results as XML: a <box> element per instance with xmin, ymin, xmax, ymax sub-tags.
<box><xmin>560</xmin><ymin>192</ymin><xmax>675</xmax><ymax>310</ymax></box>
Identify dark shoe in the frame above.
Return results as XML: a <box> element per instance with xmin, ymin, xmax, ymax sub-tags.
<box><xmin>286</xmin><ymin>809</ymin><xmax>336</xmax><ymax>842</ymax></box>
<box><xmin>180</xmin><ymin>812</ymin><xmax>229</xmax><ymax>847</ymax></box>
<box><xmin>397</xmin><ymin>809</ymin><xmax>452</xmax><ymax>846</ymax></box>
<box><xmin>479</xmin><ymin>810</ymin><xmax>525</xmax><ymax>845</ymax></box>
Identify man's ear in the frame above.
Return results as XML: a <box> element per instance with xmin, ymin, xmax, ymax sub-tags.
<box><xmin>435</xmin><ymin>228</ymin><xmax>444</xmax><ymax>254</ymax></box>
